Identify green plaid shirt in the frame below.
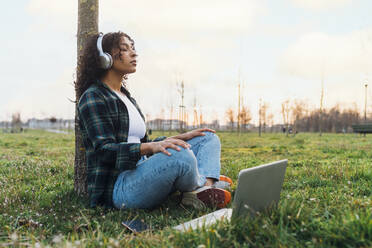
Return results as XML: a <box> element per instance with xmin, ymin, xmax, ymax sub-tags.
<box><xmin>78</xmin><ymin>80</ymin><xmax>165</xmax><ymax>208</ymax></box>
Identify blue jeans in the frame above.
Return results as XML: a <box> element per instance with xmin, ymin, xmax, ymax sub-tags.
<box><xmin>112</xmin><ymin>131</ymin><xmax>221</xmax><ymax>209</ymax></box>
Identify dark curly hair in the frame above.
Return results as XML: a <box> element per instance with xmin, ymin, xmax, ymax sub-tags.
<box><xmin>75</xmin><ymin>31</ymin><xmax>135</xmax><ymax>100</ymax></box>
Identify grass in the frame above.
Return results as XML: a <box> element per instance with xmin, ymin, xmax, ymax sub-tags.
<box><xmin>0</xmin><ymin>129</ymin><xmax>371</xmax><ymax>247</ymax></box>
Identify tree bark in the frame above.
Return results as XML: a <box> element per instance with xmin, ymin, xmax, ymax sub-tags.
<box><xmin>74</xmin><ymin>0</ymin><xmax>99</xmax><ymax>196</ymax></box>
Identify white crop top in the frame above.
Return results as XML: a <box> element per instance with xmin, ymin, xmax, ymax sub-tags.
<box><xmin>114</xmin><ymin>91</ymin><xmax>146</xmax><ymax>143</ymax></box>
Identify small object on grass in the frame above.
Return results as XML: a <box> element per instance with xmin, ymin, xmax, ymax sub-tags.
<box><xmin>121</xmin><ymin>220</ymin><xmax>149</xmax><ymax>233</ymax></box>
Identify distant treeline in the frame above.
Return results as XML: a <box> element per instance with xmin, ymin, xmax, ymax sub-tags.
<box><xmin>293</xmin><ymin>105</ymin><xmax>362</xmax><ymax>133</ymax></box>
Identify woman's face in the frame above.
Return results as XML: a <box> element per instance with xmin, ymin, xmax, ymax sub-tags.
<box><xmin>111</xmin><ymin>35</ymin><xmax>137</xmax><ymax>74</ymax></box>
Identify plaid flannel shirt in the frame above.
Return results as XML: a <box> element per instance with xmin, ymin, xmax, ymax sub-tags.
<box><xmin>78</xmin><ymin>80</ymin><xmax>165</xmax><ymax>208</ymax></box>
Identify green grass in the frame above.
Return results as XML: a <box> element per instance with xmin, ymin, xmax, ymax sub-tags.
<box><xmin>0</xmin><ymin>130</ymin><xmax>371</xmax><ymax>247</ymax></box>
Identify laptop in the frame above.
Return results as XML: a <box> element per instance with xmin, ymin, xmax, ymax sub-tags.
<box><xmin>173</xmin><ymin>159</ymin><xmax>288</xmax><ymax>231</ymax></box>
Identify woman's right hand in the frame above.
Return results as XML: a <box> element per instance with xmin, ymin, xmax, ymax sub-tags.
<box><xmin>140</xmin><ymin>138</ymin><xmax>191</xmax><ymax>156</ymax></box>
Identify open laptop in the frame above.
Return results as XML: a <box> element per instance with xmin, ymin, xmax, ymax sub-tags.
<box><xmin>173</xmin><ymin>159</ymin><xmax>288</xmax><ymax>231</ymax></box>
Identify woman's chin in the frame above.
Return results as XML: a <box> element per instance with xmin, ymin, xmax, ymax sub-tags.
<box><xmin>123</xmin><ymin>68</ymin><xmax>136</xmax><ymax>74</ymax></box>
<box><xmin>129</xmin><ymin>67</ymin><xmax>137</xmax><ymax>73</ymax></box>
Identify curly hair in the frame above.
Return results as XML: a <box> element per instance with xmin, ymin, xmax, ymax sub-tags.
<box><xmin>75</xmin><ymin>31</ymin><xmax>135</xmax><ymax>100</ymax></box>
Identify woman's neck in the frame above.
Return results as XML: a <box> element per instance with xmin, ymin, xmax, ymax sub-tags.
<box><xmin>101</xmin><ymin>70</ymin><xmax>124</xmax><ymax>92</ymax></box>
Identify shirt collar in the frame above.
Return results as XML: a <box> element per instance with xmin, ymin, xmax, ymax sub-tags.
<box><xmin>96</xmin><ymin>79</ymin><xmax>132</xmax><ymax>98</ymax></box>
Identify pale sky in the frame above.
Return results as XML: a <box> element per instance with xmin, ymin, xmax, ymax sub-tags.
<box><xmin>1</xmin><ymin>0</ymin><xmax>372</xmax><ymax>125</ymax></box>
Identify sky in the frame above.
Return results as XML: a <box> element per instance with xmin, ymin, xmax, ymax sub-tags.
<box><xmin>1</xmin><ymin>0</ymin><xmax>372</xmax><ymax>125</ymax></box>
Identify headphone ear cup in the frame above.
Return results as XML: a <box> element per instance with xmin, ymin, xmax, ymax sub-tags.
<box><xmin>106</xmin><ymin>53</ymin><xmax>113</xmax><ymax>68</ymax></box>
<box><xmin>97</xmin><ymin>33</ymin><xmax>113</xmax><ymax>70</ymax></box>
<box><xmin>99</xmin><ymin>52</ymin><xmax>113</xmax><ymax>70</ymax></box>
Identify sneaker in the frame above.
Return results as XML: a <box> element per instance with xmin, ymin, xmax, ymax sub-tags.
<box><xmin>181</xmin><ymin>186</ymin><xmax>231</xmax><ymax>209</ymax></box>
<box><xmin>220</xmin><ymin>175</ymin><xmax>233</xmax><ymax>185</ymax></box>
<box><xmin>213</xmin><ymin>175</ymin><xmax>233</xmax><ymax>190</ymax></box>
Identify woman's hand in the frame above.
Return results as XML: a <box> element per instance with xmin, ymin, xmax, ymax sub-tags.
<box><xmin>173</xmin><ymin>128</ymin><xmax>216</xmax><ymax>141</ymax></box>
<box><xmin>140</xmin><ymin>138</ymin><xmax>190</xmax><ymax>156</ymax></box>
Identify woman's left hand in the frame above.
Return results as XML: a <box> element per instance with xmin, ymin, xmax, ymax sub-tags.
<box><xmin>174</xmin><ymin>128</ymin><xmax>216</xmax><ymax>141</ymax></box>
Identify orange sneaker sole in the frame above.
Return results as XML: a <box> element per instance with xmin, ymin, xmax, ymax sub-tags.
<box><xmin>219</xmin><ymin>175</ymin><xmax>233</xmax><ymax>185</ymax></box>
<box><xmin>217</xmin><ymin>189</ymin><xmax>231</xmax><ymax>208</ymax></box>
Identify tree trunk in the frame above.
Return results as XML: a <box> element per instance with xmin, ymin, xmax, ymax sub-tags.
<box><xmin>74</xmin><ymin>0</ymin><xmax>99</xmax><ymax>196</ymax></box>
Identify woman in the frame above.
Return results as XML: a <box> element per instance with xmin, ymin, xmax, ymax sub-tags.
<box><xmin>76</xmin><ymin>31</ymin><xmax>232</xmax><ymax>209</ymax></box>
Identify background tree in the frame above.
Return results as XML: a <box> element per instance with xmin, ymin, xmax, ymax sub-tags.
<box><xmin>281</xmin><ymin>99</ymin><xmax>291</xmax><ymax>136</ymax></box>
<box><xmin>225</xmin><ymin>107</ymin><xmax>235</xmax><ymax>131</ymax></box>
<box><xmin>291</xmin><ymin>103</ymin><xmax>361</xmax><ymax>133</ymax></box>
<box><xmin>160</xmin><ymin>108</ymin><xmax>165</xmax><ymax>133</ymax></box>
<box><xmin>291</xmin><ymin>99</ymin><xmax>306</xmax><ymax>134</ymax></box>
<box><xmin>168</xmin><ymin>102</ymin><xmax>174</xmax><ymax>133</ymax></box>
<box><xmin>259</xmin><ymin>100</ymin><xmax>269</xmax><ymax>136</ymax></box>
<box><xmin>11</xmin><ymin>112</ymin><xmax>21</xmax><ymax>125</ymax></box>
<box><xmin>260</xmin><ymin>102</ymin><xmax>269</xmax><ymax>133</ymax></box>
<box><xmin>166</xmin><ymin>89</ymin><xmax>174</xmax><ymax>133</ymax></box>
<box><xmin>267</xmin><ymin>113</ymin><xmax>274</xmax><ymax>132</ymax></box>
<box><xmin>210</xmin><ymin>111</ymin><xmax>220</xmax><ymax>129</ymax></box>
<box><xmin>74</xmin><ymin>0</ymin><xmax>99</xmax><ymax>196</ymax></box>
<box><xmin>319</xmin><ymin>74</ymin><xmax>325</xmax><ymax>136</ymax></box>
<box><xmin>239</xmin><ymin>106</ymin><xmax>252</xmax><ymax>132</ymax></box>
<box><xmin>192</xmin><ymin>96</ymin><xmax>199</xmax><ymax>128</ymax></box>
<box><xmin>199</xmin><ymin>110</ymin><xmax>204</xmax><ymax>128</ymax></box>
<box><xmin>11</xmin><ymin>112</ymin><xmax>22</xmax><ymax>133</ymax></box>
<box><xmin>258</xmin><ymin>99</ymin><xmax>262</xmax><ymax>137</ymax></box>
<box><xmin>177</xmin><ymin>80</ymin><xmax>186</xmax><ymax>132</ymax></box>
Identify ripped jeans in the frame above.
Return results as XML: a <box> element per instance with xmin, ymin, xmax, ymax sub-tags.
<box><xmin>112</xmin><ymin>132</ymin><xmax>221</xmax><ymax>209</ymax></box>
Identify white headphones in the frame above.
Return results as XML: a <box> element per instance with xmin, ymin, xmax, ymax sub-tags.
<box><xmin>96</xmin><ymin>33</ymin><xmax>113</xmax><ymax>69</ymax></box>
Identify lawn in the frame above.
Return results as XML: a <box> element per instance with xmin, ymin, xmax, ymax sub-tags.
<box><xmin>0</xmin><ymin>129</ymin><xmax>371</xmax><ymax>247</ymax></box>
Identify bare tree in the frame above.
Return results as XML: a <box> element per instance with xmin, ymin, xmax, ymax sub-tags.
<box><xmin>258</xmin><ymin>100</ymin><xmax>261</xmax><ymax>136</ymax></box>
<box><xmin>267</xmin><ymin>113</ymin><xmax>274</xmax><ymax>132</ymax></box>
<box><xmin>177</xmin><ymin>80</ymin><xmax>186</xmax><ymax>132</ymax></box>
<box><xmin>11</xmin><ymin>112</ymin><xmax>21</xmax><ymax>125</ymax></box>
<box><xmin>74</xmin><ymin>0</ymin><xmax>98</xmax><ymax>196</ymax></box>
<box><xmin>259</xmin><ymin>100</ymin><xmax>269</xmax><ymax>136</ymax></box>
<box><xmin>211</xmin><ymin>111</ymin><xmax>220</xmax><ymax>130</ymax></box>
<box><xmin>169</xmin><ymin>102</ymin><xmax>174</xmax><ymax>133</ymax></box>
<box><xmin>291</xmin><ymin>102</ymin><xmax>361</xmax><ymax>133</ymax></box>
<box><xmin>166</xmin><ymin>88</ymin><xmax>174</xmax><ymax>133</ymax></box>
<box><xmin>185</xmin><ymin>111</ymin><xmax>189</xmax><ymax>128</ymax></box>
<box><xmin>199</xmin><ymin>109</ymin><xmax>204</xmax><ymax>127</ymax></box>
<box><xmin>192</xmin><ymin>96</ymin><xmax>199</xmax><ymax>128</ymax></box>
<box><xmin>237</xmin><ymin>82</ymin><xmax>241</xmax><ymax>134</ymax></box>
<box><xmin>319</xmin><ymin>76</ymin><xmax>325</xmax><ymax>136</ymax></box>
<box><xmin>239</xmin><ymin>106</ymin><xmax>252</xmax><ymax>131</ymax></box>
<box><xmin>160</xmin><ymin>108</ymin><xmax>165</xmax><ymax>133</ymax></box>
<box><xmin>292</xmin><ymin>99</ymin><xmax>307</xmax><ymax>135</ymax></box>
<box><xmin>281</xmin><ymin>100</ymin><xmax>291</xmax><ymax>137</ymax></box>
<box><xmin>225</xmin><ymin>107</ymin><xmax>235</xmax><ymax>131</ymax></box>
<box><xmin>261</xmin><ymin>102</ymin><xmax>269</xmax><ymax>133</ymax></box>
<box><xmin>11</xmin><ymin>112</ymin><xmax>22</xmax><ymax>133</ymax></box>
